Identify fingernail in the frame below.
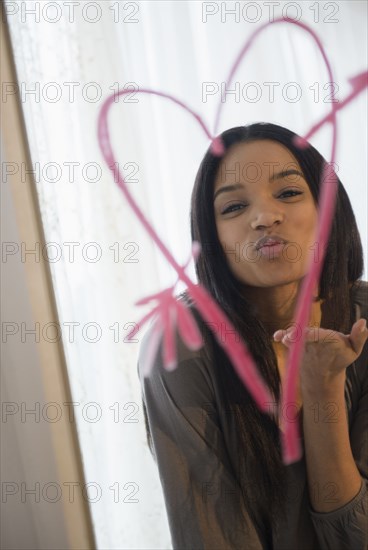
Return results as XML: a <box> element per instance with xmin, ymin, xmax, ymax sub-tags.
<box><xmin>360</xmin><ymin>319</ymin><xmax>367</xmax><ymax>332</ymax></box>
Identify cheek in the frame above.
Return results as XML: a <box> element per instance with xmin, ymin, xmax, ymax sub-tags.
<box><xmin>215</xmin><ymin>221</ymin><xmax>226</xmax><ymax>244</ymax></box>
<box><xmin>292</xmin><ymin>207</ymin><xmax>319</xmax><ymax>262</ymax></box>
<box><xmin>291</xmin><ymin>203</ymin><xmax>318</xmax><ymax>232</ymax></box>
<box><xmin>215</xmin><ymin>222</ymin><xmax>241</xmax><ymax>250</ymax></box>
<box><xmin>302</xmin><ymin>206</ymin><xmax>318</xmax><ymax>234</ymax></box>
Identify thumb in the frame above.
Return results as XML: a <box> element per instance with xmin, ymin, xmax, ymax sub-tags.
<box><xmin>349</xmin><ymin>318</ymin><xmax>368</xmax><ymax>354</ymax></box>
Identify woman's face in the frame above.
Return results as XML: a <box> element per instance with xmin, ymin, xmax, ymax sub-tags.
<box><xmin>213</xmin><ymin>139</ymin><xmax>319</xmax><ymax>288</ymax></box>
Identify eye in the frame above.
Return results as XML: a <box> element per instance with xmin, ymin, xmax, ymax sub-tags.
<box><xmin>279</xmin><ymin>189</ymin><xmax>303</xmax><ymax>198</ymax></box>
<box><xmin>221</xmin><ymin>202</ymin><xmax>247</xmax><ymax>215</ymax></box>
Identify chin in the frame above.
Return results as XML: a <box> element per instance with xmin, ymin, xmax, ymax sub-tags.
<box><xmin>233</xmin><ymin>264</ymin><xmax>303</xmax><ymax>286</ymax></box>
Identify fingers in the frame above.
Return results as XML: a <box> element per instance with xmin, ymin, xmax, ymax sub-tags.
<box><xmin>349</xmin><ymin>318</ymin><xmax>368</xmax><ymax>354</ymax></box>
<box><xmin>356</xmin><ymin>318</ymin><xmax>367</xmax><ymax>332</ymax></box>
<box><xmin>273</xmin><ymin>326</ymin><xmax>304</xmax><ymax>346</ymax></box>
<box><xmin>273</xmin><ymin>326</ymin><xmax>319</xmax><ymax>347</ymax></box>
<box><xmin>273</xmin><ymin>329</ymin><xmax>285</xmax><ymax>342</ymax></box>
<box><xmin>273</xmin><ymin>319</ymin><xmax>368</xmax><ymax>353</ymax></box>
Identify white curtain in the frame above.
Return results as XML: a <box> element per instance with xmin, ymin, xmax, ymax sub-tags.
<box><xmin>5</xmin><ymin>1</ymin><xmax>367</xmax><ymax>548</ymax></box>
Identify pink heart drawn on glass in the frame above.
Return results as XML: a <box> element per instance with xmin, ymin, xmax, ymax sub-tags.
<box><xmin>97</xmin><ymin>16</ymin><xmax>367</xmax><ymax>464</ymax></box>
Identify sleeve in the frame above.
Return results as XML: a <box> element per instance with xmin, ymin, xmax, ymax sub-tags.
<box><xmin>308</xmin><ymin>337</ymin><xmax>368</xmax><ymax>549</ymax></box>
<box><xmin>137</xmin><ymin>319</ymin><xmax>263</xmax><ymax>550</ymax></box>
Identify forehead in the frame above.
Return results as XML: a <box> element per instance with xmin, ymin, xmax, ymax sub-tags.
<box><xmin>214</xmin><ymin>139</ymin><xmax>301</xmax><ymax>189</ymax></box>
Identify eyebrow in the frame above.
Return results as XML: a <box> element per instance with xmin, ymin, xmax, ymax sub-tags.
<box><xmin>213</xmin><ymin>169</ymin><xmax>305</xmax><ymax>201</ymax></box>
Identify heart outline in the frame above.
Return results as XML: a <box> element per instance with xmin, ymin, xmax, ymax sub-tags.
<box><xmin>97</xmin><ymin>17</ymin><xmax>367</xmax><ymax>463</ymax></box>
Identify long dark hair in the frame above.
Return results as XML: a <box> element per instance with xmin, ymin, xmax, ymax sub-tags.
<box><xmin>143</xmin><ymin>122</ymin><xmax>364</xmax><ymax>544</ymax></box>
<box><xmin>187</xmin><ymin>122</ymin><xmax>364</xmax><ymax>538</ymax></box>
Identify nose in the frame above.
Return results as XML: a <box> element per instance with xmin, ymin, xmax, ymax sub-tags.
<box><xmin>250</xmin><ymin>204</ymin><xmax>284</xmax><ymax>230</ymax></box>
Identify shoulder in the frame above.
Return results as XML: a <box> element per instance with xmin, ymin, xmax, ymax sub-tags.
<box><xmin>137</xmin><ymin>297</ymin><xmax>216</xmax><ymax>403</ymax></box>
<box><xmin>138</xmin><ymin>298</ymin><xmax>205</xmax><ymax>373</ymax></box>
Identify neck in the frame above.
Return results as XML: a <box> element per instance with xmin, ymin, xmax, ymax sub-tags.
<box><xmin>242</xmin><ymin>281</ymin><xmax>324</xmax><ymax>337</ymax></box>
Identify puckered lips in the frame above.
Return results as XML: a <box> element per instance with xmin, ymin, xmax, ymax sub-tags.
<box><xmin>255</xmin><ymin>235</ymin><xmax>288</xmax><ymax>251</ymax></box>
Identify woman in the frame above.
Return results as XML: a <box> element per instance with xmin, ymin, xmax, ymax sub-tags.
<box><xmin>137</xmin><ymin>122</ymin><xmax>368</xmax><ymax>549</ymax></box>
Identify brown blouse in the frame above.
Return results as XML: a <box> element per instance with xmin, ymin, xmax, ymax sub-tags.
<box><xmin>137</xmin><ymin>280</ymin><xmax>368</xmax><ymax>549</ymax></box>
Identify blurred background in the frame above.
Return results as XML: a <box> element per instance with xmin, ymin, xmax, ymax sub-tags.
<box><xmin>1</xmin><ymin>1</ymin><xmax>367</xmax><ymax>548</ymax></box>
